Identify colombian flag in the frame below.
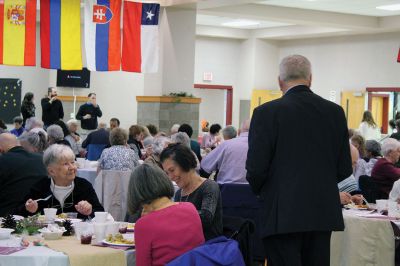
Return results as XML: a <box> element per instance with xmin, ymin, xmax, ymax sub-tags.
<box><xmin>40</xmin><ymin>0</ymin><xmax>82</xmax><ymax>70</ymax></box>
<box><xmin>122</xmin><ymin>2</ymin><xmax>160</xmax><ymax>73</ymax></box>
<box><xmin>85</xmin><ymin>0</ymin><xmax>121</xmax><ymax>71</ymax></box>
<box><xmin>0</xmin><ymin>0</ymin><xmax>36</xmax><ymax>66</ymax></box>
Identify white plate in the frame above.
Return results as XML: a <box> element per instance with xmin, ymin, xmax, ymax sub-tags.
<box><xmin>102</xmin><ymin>239</ymin><xmax>135</xmax><ymax>247</ymax></box>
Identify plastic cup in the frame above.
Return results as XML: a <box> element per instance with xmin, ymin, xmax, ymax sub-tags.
<box><xmin>376</xmin><ymin>199</ymin><xmax>388</xmax><ymax>213</ymax></box>
<box><xmin>93</xmin><ymin>223</ymin><xmax>107</xmax><ymax>244</ymax></box>
<box><xmin>44</xmin><ymin>208</ymin><xmax>57</xmax><ymax>222</ymax></box>
<box><xmin>106</xmin><ymin>222</ymin><xmax>120</xmax><ymax>236</ymax></box>
<box><xmin>94</xmin><ymin>212</ymin><xmax>108</xmax><ymax>223</ymax></box>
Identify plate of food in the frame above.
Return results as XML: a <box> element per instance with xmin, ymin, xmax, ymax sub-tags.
<box><xmin>102</xmin><ymin>233</ymin><xmax>135</xmax><ymax>247</ymax></box>
<box><xmin>126</xmin><ymin>223</ymin><xmax>135</xmax><ymax>232</ymax></box>
<box><xmin>344</xmin><ymin>203</ymin><xmax>369</xmax><ymax>210</ymax></box>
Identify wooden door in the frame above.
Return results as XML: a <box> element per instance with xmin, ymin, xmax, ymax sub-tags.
<box><xmin>340</xmin><ymin>91</ymin><xmax>365</xmax><ymax>130</ymax></box>
<box><xmin>371</xmin><ymin>96</ymin><xmax>383</xmax><ymax>132</ymax></box>
<box><xmin>251</xmin><ymin>90</ymin><xmax>282</xmax><ymax>115</ymax></box>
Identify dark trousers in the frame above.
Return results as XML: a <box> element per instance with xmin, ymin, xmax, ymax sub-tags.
<box><xmin>263</xmin><ymin>231</ymin><xmax>332</xmax><ymax>266</ymax></box>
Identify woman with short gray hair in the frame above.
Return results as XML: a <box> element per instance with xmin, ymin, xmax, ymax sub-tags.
<box><xmin>19</xmin><ymin>131</ymin><xmax>48</xmax><ymax>153</ymax></box>
<box><xmin>21</xmin><ymin>144</ymin><xmax>104</xmax><ymax>218</ymax></box>
<box><xmin>98</xmin><ymin>128</ymin><xmax>139</xmax><ymax>171</ymax></box>
<box><xmin>65</xmin><ymin>119</ymin><xmax>82</xmax><ymax>157</ymax></box>
<box><xmin>144</xmin><ymin>136</ymin><xmax>171</xmax><ymax>168</ymax></box>
<box><xmin>371</xmin><ymin>138</ymin><xmax>400</xmax><ymax>198</ymax></box>
<box><xmin>128</xmin><ymin>164</ymin><xmax>204</xmax><ymax>266</ymax></box>
<box><xmin>47</xmin><ymin>124</ymin><xmax>71</xmax><ymax>147</ymax></box>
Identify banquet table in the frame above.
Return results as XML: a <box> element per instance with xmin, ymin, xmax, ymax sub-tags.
<box><xmin>330</xmin><ymin>209</ymin><xmax>397</xmax><ymax>266</ymax></box>
<box><xmin>76</xmin><ymin>168</ymin><xmax>97</xmax><ymax>186</ymax></box>
<box><xmin>0</xmin><ymin>236</ymin><xmax>136</xmax><ymax>266</ymax></box>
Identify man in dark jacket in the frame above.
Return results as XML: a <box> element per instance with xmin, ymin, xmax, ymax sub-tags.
<box><xmin>0</xmin><ymin>133</ymin><xmax>47</xmax><ymax>216</ymax></box>
<box><xmin>41</xmin><ymin>87</ymin><xmax>64</xmax><ymax>128</ymax></box>
<box><xmin>76</xmin><ymin>93</ymin><xmax>103</xmax><ymax>130</ymax></box>
<box><xmin>246</xmin><ymin>55</ymin><xmax>352</xmax><ymax>266</ymax></box>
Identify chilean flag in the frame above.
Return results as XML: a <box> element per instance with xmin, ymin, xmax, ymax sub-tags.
<box><xmin>85</xmin><ymin>0</ymin><xmax>121</xmax><ymax>71</ymax></box>
<box><xmin>122</xmin><ymin>2</ymin><xmax>160</xmax><ymax>73</ymax></box>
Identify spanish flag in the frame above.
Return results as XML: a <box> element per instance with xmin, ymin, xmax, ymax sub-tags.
<box><xmin>40</xmin><ymin>0</ymin><xmax>82</xmax><ymax>70</ymax></box>
<box><xmin>0</xmin><ymin>0</ymin><xmax>36</xmax><ymax>66</ymax></box>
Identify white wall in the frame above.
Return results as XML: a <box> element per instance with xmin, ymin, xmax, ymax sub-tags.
<box><xmin>193</xmin><ymin>31</ymin><xmax>400</xmax><ymax>127</ymax></box>
<box><xmin>194</xmin><ymin>88</ymin><xmax>226</xmax><ymax>126</ymax></box>
<box><xmin>279</xmin><ymin>32</ymin><xmax>400</xmax><ymax>101</ymax></box>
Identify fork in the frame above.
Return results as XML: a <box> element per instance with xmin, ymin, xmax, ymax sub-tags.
<box><xmin>35</xmin><ymin>195</ymin><xmax>52</xmax><ymax>202</ymax></box>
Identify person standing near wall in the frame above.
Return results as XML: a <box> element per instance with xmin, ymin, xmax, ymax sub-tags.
<box><xmin>21</xmin><ymin>92</ymin><xmax>35</xmax><ymax>127</ymax></box>
<box><xmin>246</xmin><ymin>54</ymin><xmax>352</xmax><ymax>266</ymax></box>
<box><xmin>76</xmin><ymin>93</ymin><xmax>102</xmax><ymax>140</ymax></box>
<box><xmin>41</xmin><ymin>87</ymin><xmax>64</xmax><ymax>129</ymax></box>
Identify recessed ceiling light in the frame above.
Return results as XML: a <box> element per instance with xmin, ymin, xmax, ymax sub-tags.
<box><xmin>222</xmin><ymin>20</ymin><xmax>260</xmax><ymax>27</ymax></box>
<box><xmin>376</xmin><ymin>4</ymin><xmax>400</xmax><ymax>11</ymax></box>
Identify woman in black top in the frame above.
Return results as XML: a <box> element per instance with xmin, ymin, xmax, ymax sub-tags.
<box><xmin>160</xmin><ymin>143</ymin><xmax>223</xmax><ymax>240</ymax></box>
<box><xmin>128</xmin><ymin>125</ymin><xmax>144</xmax><ymax>158</ymax></box>
<box><xmin>21</xmin><ymin>92</ymin><xmax>35</xmax><ymax>127</ymax></box>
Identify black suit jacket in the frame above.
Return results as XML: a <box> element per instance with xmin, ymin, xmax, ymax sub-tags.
<box><xmin>82</xmin><ymin>128</ymin><xmax>110</xmax><ymax>148</ymax></box>
<box><xmin>0</xmin><ymin>147</ymin><xmax>47</xmax><ymax>216</ymax></box>
<box><xmin>246</xmin><ymin>85</ymin><xmax>352</xmax><ymax>238</ymax></box>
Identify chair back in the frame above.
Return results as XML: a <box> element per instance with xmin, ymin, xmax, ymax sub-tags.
<box><xmin>359</xmin><ymin>175</ymin><xmax>385</xmax><ymax>203</ymax></box>
<box><xmin>166</xmin><ymin>236</ymin><xmax>245</xmax><ymax>266</ymax></box>
<box><xmin>86</xmin><ymin>144</ymin><xmax>107</xmax><ymax>161</ymax></box>
<box><xmin>94</xmin><ymin>170</ymin><xmax>132</xmax><ymax>221</ymax></box>
<box><xmin>219</xmin><ymin>183</ymin><xmax>264</xmax><ymax>261</ymax></box>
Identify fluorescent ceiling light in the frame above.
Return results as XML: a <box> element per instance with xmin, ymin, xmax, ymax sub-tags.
<box><xmin>222</xmin><ymin>20</ymin><xmax>260</xmax><ymax>27</ymax></box>
<box><xmin>376</xmin><ymin>4</ymin><xmax>400</xmax><ymax>11</ymax></box>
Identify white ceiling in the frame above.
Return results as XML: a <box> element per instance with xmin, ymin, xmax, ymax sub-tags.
<box><xmin>258</xmin><ymin>0</ymin><xmax>400</xmax><ymax>17</ymax></box>
<box><xmin>193</xmin><ymin>0</ymin><xmax>400</xmax><ymax>40</ymax></box>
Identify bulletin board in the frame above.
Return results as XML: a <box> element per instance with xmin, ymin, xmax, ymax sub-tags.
<box><xmin>0</xmin><ymin>79</ymin><xmax>22</xmax><ymax>124</ymax></box>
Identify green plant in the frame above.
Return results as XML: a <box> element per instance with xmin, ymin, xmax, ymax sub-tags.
<box><xmin>15</xmin><ymin>215</ymin><xmax>40</xmax><ymax>235</ymax></box>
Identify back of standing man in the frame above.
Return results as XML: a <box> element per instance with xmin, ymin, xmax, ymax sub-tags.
<box><xmin>76</xmin><ymin>93</ymin><xmax>102</xmax><ymax>131</ymax></box>
<box><xmin>246</xmin><ymin>55</ymin><xmax>352</xmax><ymax>266</ymax></box>
<box><xmin>41</xmin><ymin>87</ymin><xmax>64</xmax><ymax>128</ymax></box>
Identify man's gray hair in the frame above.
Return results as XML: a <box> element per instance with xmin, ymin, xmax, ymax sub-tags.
<box><xmin>43</xmin><ymin>144</ymin><xmax>75</xmax><ymax>167</ymax></box>
<box><xmin>25</xmin><ymin>117</ymin><xmax>44</xmax><ymax>131</ymax></box>
<box><xmin>98</xmin><ymin>122</ymin><xmax>107</xmax><ymax>129</ymax></box>
<box><xmin>381</xmin><ymin>138</ymin><xmax>400</xmax><ymax>157</ymax></box>
<box><xmin>171</xmin><ymin>132</ymin><xmax>190</xmax><ymax>148</ymax></box>
<box><xmin>47</xmin><ymin>124</ymin><xmax>64</xmax><ymax>141</ymax></box>
<box><xmin>279</xmin><ymin>55</ymin><xmax>312</xmax><ymax>82</ymax></box>
<box><xmin>152</xmin><ymin>136</ymin><xmax>171</xmax><ymax>155</ymax></box>
<box><xmin>222</xmin><ymin>125</ymin><xmax>237</xmax><ymax>140</ymax></box>
<box><xmin>110</xmin><ymin>127</ymin><xmax>128</xmax><ymax>145</ymax></box>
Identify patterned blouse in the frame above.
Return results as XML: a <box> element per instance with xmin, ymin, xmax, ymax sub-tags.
<box><xmin>99</xmin><ymin>145</ymin><xmax>139</xmax><ymax>171</ymax></box>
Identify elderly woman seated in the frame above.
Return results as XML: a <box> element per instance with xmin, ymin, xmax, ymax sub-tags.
<box><xmin>21</xmin><ymin>144</ymin><xmax>104</xmax><ymax>218</ymax></box>
<box><xmin>171</xmin><ymin>132</ymin><xmax>200</xmax><ymax>170</ymax></box>
<box><xmin>129</xmin><ymin>164</ymin><xmax>204</xmax><ymax>266</ymax></box>
<box><xmin>19</xmin><ymin>130</ymin><xmax>48</xmax><ymax>153</ymax></box>
<box><xmin>371</xmin><ymin>138</ymin><xmax>400</xmax><ymax>198</ymax></box>
<box><xmin>160</xmin><ymin>143</ymin><xmax>223</xmax><ymax>240</ymax></box>
<box><xmin>144</xmin><ymin>136</ymin><xmax>171</xmax><ymax>168</ymax></box>
<box><xmin>47</xmin><ymin>124</ymin><xmax>71</xmax><ymax>147</ymax></box>
<box><xmin>98</xmin><ymin>128</ymin><xmax>139</xmax><ymax>171</ymax></box>
<box><xmin>65</xmin><ymin>119</ymin><xmax>82</xmax><ymax>157</ymax></box>
<box><xmin>354</xmin><ymin>140</ymin><xmax>381</xmax><ymax>181</ymax></box>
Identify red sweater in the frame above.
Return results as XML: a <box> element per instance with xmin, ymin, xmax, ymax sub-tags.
<box><xmin>371</xmin><ymin>158</ymin><xmax>400</xmax><ymax>197</ymax></box>
<box><xmin>135</xmin><ymin>202</ymin><xmax>205</xmax><ymax>266</ymax></box>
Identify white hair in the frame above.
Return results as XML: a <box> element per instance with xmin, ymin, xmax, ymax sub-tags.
<box><xmin>381</xmin><ymin>138</ymin><xmax>400</xmax><ymax>157</ymax></box>
<box><xmin>47</xmin><ymin>125</ymin><xmax>64</xmax><ymax>141</ymax></box>
<box><xmin>66</xmin><ymin>119</ymin><xmax>79</xmax><ymax>127</ymax></box>
<box><xmin>170</xmin><ymin>124</ymin><xmax>180</xmax><ymax>134</ymax></box>
<box><xmin>43</xmin><ymin>144</ymin><xmax>75</xmax><ymax>167</ymax></box>
<box><xmin>279</xmin><ymin>55</ymin><xmax>312</xmax><ymax>82</ymax></box>
<box><xmin>25</xmin><ymin>117</ymin><xmax>44</xmax><ymax>131</ymax></box>
<box><xmin>171</xmin><ymin>132</ymin><xmax>190</xmax><ymax>148</ymax></box>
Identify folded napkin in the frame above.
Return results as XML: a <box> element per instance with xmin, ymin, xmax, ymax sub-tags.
<box><xmin>0</xmin><ymin>246</ymin><xmax>25</xmax><ymax>255</ymax></box>
<box><xmin>44</xmin><ymin>236</ymin><xmax>126</xmax><ymax>266</ymax></box>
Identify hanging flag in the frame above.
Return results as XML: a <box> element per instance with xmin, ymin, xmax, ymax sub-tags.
<box><xmin>85</xmin><ymin>0</ymin><xmax>122</xmax><ymax>71</ymax></box>
<box><xmin>397</xmin><ymin>47</ymin><xmax>400</xmax><ymax>63</ymax></box>
<box><xmin>122</xmin><ymin>1</ymin><xmax>160</xmax><ymax>73</ymax></box>
<box><xmin>40</xmin><ymin>0</ymin><xmax>82</xmax><ymax>70</ymax></box>
<box><xmin>0</xmin><ymin>0</ymin><xmax>36</xmax><ymax>66</ymax></box>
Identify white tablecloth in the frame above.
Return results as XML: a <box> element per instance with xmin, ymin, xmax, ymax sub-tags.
<box><xmin>76</xmin><ymin>168</ymin><xmax>97</xmax><ymax>186</ymax></box>
<box><xmin>0</xmin><ymin>238</ymin><xmax>135</xmax><ymax>266</ymax></box>
<box><xmin>331</xmin><ymin>209</ymin><xmax>395</xmax><ymax>266</ymax></box>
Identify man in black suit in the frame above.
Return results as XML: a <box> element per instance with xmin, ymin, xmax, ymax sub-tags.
<box><xmin>246</xmin><ymin>55</ymin><xmax>352</xmax><ymax>266</ymax></box>
<box><xmin>41</xmin><ymin>87</ymin><xmax>64</xmax><ymax>128</ymax></box>
<box><xmin>0</xmin><ymin>133</ymin><xmax>47</xmax><ymax>216</ymax></box>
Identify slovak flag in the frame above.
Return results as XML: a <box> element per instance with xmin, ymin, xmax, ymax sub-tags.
<box><xmin>85</xmin><ymin>0</ymin><xmax>121</xmax><ymax>71</ymax></box>
<box><xmin>122</xmin><ymin>1</ymin><xmax>160</xmax><ymax>73</ymax></box>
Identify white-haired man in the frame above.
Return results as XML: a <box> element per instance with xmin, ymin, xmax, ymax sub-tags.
<box><xmin>246</xmin><ymin>55</ymin><xmax>352</xmax><ymax>265</ymax></box>
<box><xmin>201</xmin><ymin>120</ymin><xmax>250</xmax><ymax>184</ymax></box>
